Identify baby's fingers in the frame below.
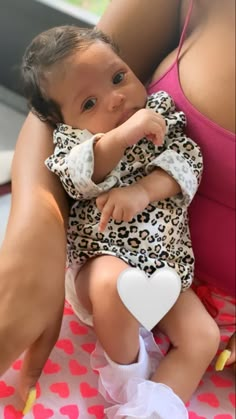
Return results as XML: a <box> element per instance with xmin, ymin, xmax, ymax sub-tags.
<box><xmin>147</xmin><ymin>116</ymin><xmax>166</xmax><ymax>146</ymax></box>
<box><xmin>99</xmin><ymin>202</ymin><xmax>114</xmax><ymax>232</ymax></box>
<box><xmin>96</xmin><ymin>192</ymin><xmax>108</xmax><ymax>212</ymax></box>
<box><xmin>112</xmin><ymin>207</ymin><xmax>124</xmax><ymax>223</ymax></box>
<box><xmin>146</xmin><ymin>132</ymin><xmax>163</xmax><ymax>146</ymax></box>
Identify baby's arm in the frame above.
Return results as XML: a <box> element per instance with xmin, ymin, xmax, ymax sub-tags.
<box><xmin>45</xmin><ymin>109</ymin><xmax>165</xmax><ymax>201</ymax></box>
<box><xmin>96</xmin><ymin>169</ymin><xmax>180</xmax><ymax>232</ymax></box>
<box><xmin>140</xmin><ymin>92</ymin><xmax>203</xmax><ymax>206</ymax></box>
<box><xmin>97</xmin><ymin>92</ymin><xmax>203</xmax><ymax>230</ymax></box>
<box><xmin>92</xmin><ymin>109</ymin><xmax>165</xmax><ymax>183</ymax></box>
<box><xmin>45</xmin><ymin>127</ymin><xmax>121</xmax><ymax>200</ymax></box>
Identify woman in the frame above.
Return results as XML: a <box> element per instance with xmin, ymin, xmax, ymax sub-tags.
<box><xmin>0</xmin><ymin>0</ymin><xmax>235</xmax><ymax>411</ymax></box>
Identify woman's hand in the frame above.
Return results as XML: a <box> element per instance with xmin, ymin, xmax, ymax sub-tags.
<box><xmin>224</xmin><ymin>333</ymin><xmax>235</xmax><ymax>367</ymax></box>
<box><xmin>226</xmin><ymin>333</ymin><xmax>236</xmax><ymax>370</ymax></box>
<box><xmin>215</xmin><ymin>332</ymin><xmax>236</xmax><ymax>371</ymax></box>
<box><xmin>0</xmin><ymin>240</ymin><xmax>66</xmax><ymax>406</ymax></box>
<box><xmin>0</xmin><ymin>112</ymin><xmax>69</xmax><ymax>412</ymax></box>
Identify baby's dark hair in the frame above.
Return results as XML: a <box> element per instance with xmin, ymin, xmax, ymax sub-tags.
<box><xmin>21</xmin><ymin>25</ymin><xmax>119</xmax><ymax>125</ymax></box>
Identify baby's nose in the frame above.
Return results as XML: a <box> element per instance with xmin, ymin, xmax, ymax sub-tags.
<box><xmin>107</xmin><ymin>92</ymin><xmax>125</xmax><ymax>111</ymax></box>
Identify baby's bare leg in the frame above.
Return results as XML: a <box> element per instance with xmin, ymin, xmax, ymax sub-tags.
<box><xmin>151</xmin><ymin>288</ymin><xmax>220</xmax><ymax>402</ymax></box>
<box><xmin>75</xmin><ymin>255</ymin><xmax>140</xmax><ymax>364</ymax></box>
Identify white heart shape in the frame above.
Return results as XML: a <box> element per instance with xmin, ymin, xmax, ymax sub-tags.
<box><xmin>117</xmin><ymin>267</ymin><xmax>181</xmax><ymax>331</ymax></box>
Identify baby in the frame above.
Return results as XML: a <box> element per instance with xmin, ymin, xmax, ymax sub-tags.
<box><xmin>21</xmin><ymin>25</ymin><xmax>220</xmax><ymax>419</ymax></box>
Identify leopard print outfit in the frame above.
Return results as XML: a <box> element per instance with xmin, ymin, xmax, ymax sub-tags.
<box><xmin>46</xmin><ymin>91</ymin><xmax>203</xmax><ymax>291</ymax></box>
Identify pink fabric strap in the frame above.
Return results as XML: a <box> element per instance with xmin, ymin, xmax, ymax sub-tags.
<box><xmin>176</xmin><ymin>0</ymin><xmax>194</xmax><ymax>60</ymax></box>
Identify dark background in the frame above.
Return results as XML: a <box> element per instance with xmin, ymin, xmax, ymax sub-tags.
<box><xmin>0</xmin><ymin>0</ymin><xmax>92</xmax><ymax>95</ymax></box>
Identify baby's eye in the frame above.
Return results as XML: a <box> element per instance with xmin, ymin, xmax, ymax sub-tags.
<box><xmin>113</xmin><ymin>72</ymin><xmax>125</xmax><ymax>85</ymax></box>
<box><xmin>82</xmin><ymin>98</ymin><xmax>96</xmax><ymax>111</ymax></box>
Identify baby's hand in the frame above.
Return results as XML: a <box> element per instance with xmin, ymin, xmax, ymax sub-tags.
<box><xmin>117</xmin><ymin>109</ymin><xmax>166</xmax><ymax>148</ymax></box>
<box><xmin>96</xmin><ymin>184</ymin><xmax>149</xmax><ymax>232</ymax></box>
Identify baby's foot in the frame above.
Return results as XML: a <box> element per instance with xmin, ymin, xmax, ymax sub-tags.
<box><xmin>105</xmin><ymin>380</ymin><xmax>188</xmax><ymax>419</ymax></box>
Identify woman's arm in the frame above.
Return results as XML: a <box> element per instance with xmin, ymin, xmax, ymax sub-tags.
<box><xmin>9</xmin><ymin>113</ymin><xmax>68</xmax><ymax>234</ymax></box>
<box><xmin>0</xmin><ymin>112</ymin><xmax>68</xmax><ymax>402</ymax></box>
<box><xmin>97</xmin><ymin>0</ymin><xmax>180</xmax><ymax>82</ymax></box>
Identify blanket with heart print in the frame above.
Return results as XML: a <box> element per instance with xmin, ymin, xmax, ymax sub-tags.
<box><xmin>0</xmin><ymin>292</ymin><xmax>235</xmax><ymax>419</ymax></box>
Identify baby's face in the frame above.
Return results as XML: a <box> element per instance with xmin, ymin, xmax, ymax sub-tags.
<box><xmin>46</xmin><ymin>41</ymin><xmax>147</xmax><ymax>133</ymax></box>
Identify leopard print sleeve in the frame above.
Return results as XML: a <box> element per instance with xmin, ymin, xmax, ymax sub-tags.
<box><xmin>145</xmin><ymin>92</ymin><xmax>203</xmax><ymax>206</ymax></box>
<box><xmin>45</xmin><ymin>124</ymin><xmax>120</xmax><ymax>200</ymax></box>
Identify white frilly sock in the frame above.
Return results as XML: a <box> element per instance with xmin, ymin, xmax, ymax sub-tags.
<box><xmin>90</xmin><ymin>328</ymin><xmax>162</xmax><ymax>404</ymax></box>
<box><xmin>91</xmin><ymin>328</ymin><xmax>188</xmax><ymax>419</ymax></box>
<box><xmin>105</xmin><ymin>380</ymin><xmax>188</xmax><ymax>419</ymax></box>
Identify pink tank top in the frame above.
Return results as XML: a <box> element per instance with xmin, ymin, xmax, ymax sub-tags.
<box><xmin>147</xmin><ymin>0</ymin><xmax>235</xmax><ymax>296</ymax></box>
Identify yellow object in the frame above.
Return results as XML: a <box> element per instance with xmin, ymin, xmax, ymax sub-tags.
<box><xmin>22</xmin><ymin>388</ymin><xmax>37</xmax><ymax>415</ymax></box>
<box><xmin>215</xmin><ymin>349</ymin><xmax>231</xmax><ymax>371</ymax></box>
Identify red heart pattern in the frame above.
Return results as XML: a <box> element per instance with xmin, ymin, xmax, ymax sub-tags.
<box><xmin>81</xmin><ymin>343</ymin><xmax>96</xmax><ymax>354</ymax></box>
<box><xmin>228</xmin><ymin>393</ymin><xmax>236</xmax><ymax>408</ymax></box>
<box><xmin>69</xmin><ymin>359</ymin><xmax>87</xmax><ymax>375</ymax></box>
<box><xmin>210</xmin><ymin>374</ymin><xmax>233</xmax><ymax>388</ymax></box>
<box><xmin>0</xmin><ymin>298</ymin><xmax>234</xmax><ymax>418</ymax></box>
<box><xmin>80</xmin><ymin>382</ymin><xmax>98</xmax><ymax>398</ymax></box>
<box><xmin>33</xmin><ymin>404</ymin><xmax>54</xmax><ymax>418</ymax></box>
<box><xmin>197</xmin><ymin>393</ymin><xmax>220</xmax><ymax>407</ymax></box>
<box><xmin>11</xmin><ymin>360</ymin><xmax>22</xmax><ymax>371</ymax></box>
<box><xmin>43</xmin><ymin>359</ymin><xmax>61</xmax><ymax>374</ymax></box>
<box><xmin>70</xmin><ymin>321</ymin><xmax>88</xmax><ymax>335</ymax></box>
<box><xmin>60</xmin><ymin>404</ymin><xmax>79</xmax><ymax>419</ymax></box>
<box><xmin>3</xmin><ymin>405</ymin><xmax>23</xmax><ymax>419</ymax></box>
<box><xmin>50</xmin><ymin>382</ymin><xmax>70</xmax><ymax>398</ymax></box>
<box><xmin>0</xmin><ymin>382</ymin><xmax>15</xmax><ymax>398</ymax></box>
<box><xmin>56</xmin><ymin>339</ymin><xmax>74</xmax><ymax>354</ymax></box>
<box><xmin>64</xmin><ymin>306</ymin><xmax>74</xmax><ymax>315</ymax></box>
<box><xmin>87</xmin><ymin>404</ymin><xmax>105</xmax><ymax>418</ymax></box>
